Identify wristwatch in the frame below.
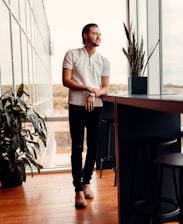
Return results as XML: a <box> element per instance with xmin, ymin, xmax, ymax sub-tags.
<box><xmin>88</xmin><ymin>92</ymin><xmax>95</xmax><ymax>97</ymax></box>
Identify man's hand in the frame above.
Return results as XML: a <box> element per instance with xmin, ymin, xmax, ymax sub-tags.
<box><xmin>91</xmin><ymin>88</ymin><xmax>100</xmax><ymax>97</ymax></box>
<box><xmin>85</xmin><ymin>96</ymin><xmax>95</xmax><ymax>112</ymax></box>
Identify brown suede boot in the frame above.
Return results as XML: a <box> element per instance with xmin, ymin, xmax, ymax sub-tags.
<box><xmin>82</xmin><ymin>184</ymin><xmax>94</xmax><ymax>199</ymax></box>
<box><xmin>75</xmin><ymin>191</ymin><xmax>87</xmax><ymax>209</ymax></box>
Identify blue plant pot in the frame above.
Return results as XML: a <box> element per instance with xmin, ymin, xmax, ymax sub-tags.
<box><xmin>128</xmin><ymin>77</ymin><xmax>147</xmax><ymax>95</ymax></box>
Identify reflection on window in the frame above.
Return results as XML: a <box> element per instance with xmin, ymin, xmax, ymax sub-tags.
<box><xmin>12</xmin><ymin>18</ymin><xmax>22</xmax><ymax>85</ymax></box>
<box><xmin>0</xmin><ymin>2</ymin><xmax>13</xmax><ymax>90</ymax></box>
<box><xmin>21</xmin><ymin>34</ymin><xmax>29</xmax><ymax>90</ymax></box>
<box><xmin>162</xmin><ymin>0</ymin><xmax>183</xmax><ymax>94</ymax></box>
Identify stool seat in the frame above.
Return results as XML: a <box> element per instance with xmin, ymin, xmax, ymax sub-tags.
<box><xmin>130</xmin><ymin>198</ymin><xmax>179</xmax><ymax>219</ymax></box>
<box><xmin>154</xmin><ymin>152</ymin><xmax>183</xmax><ymax>167</ymax></box>
<box><xmin>133</xmin><ymin>136</ymin><xmax>177</xmax><ymax>147</ymax></box>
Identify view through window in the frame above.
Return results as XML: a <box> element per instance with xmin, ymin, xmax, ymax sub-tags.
<box><xmin>162</xmin><ymin>0</ymin><xmax>183</xmax><ymax>95</ymax></box>
<box><xmin>43</xmin><ymin>0</ymin><xmax>127</xmax><ymax>169</ymax></box>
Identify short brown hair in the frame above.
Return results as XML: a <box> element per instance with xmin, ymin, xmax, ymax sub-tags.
<box><xmin>82</xmin><ymin>23</ymin><xmax>98</xmax><ymax>44</ymax></box>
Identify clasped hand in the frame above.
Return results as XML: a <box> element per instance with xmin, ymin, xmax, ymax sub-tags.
<box><xmin>85</xmin><ymin>96</ymin><xmax>95</xmax><ymax>112</ymax></box>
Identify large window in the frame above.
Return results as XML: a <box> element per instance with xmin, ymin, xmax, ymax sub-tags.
<box><xmin>128</xmin><ymin>0</ymin><xmax>183</xmax><ymax>94</ymax></box>
<box><xmin>0</xmin><ymin>0</ymin><xmax>54</xmax><ymax>170</ymax></box>
<box><xmin>11</xmin><ymin>18</ymin><xmax>22</xmax><ymax>85</ymax></box>
<box><xmin>162</xmin><ymin>0</ymin><xmax>183</xmax><ymax>94</ymax></box>
<box><xmin>0</xmin><ymin>1</ymin><xmax>13</xmax><ymax>89</ymax></box>
<box><xmin>44</xmin><ymin>0</ymin><xmax>127</xmax><ymax>87</ymax></box>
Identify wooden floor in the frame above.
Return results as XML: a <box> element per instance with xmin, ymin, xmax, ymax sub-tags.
<box><xmin>0</xmin><ymin>169</ymin><xmax>118</xmax><ymax>224</ymax></box>
<box><xmin>0</xmin><ymin>169</ymin><xmax>179</xmax><ymax>224</ymax></box>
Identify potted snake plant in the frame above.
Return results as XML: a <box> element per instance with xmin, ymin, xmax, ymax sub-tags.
<box><xmin>122</xmin><ymin>22</ymin><xmax>160</xmax><ymax>94</ymax></box>
<box><xmin>0</xmin><ymin>84</ymin><xmax>47</xmax><ymax>188</ymax></box>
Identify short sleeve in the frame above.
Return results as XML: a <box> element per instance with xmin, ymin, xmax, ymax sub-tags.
<box><xmin>62</xmin><ymin>50</ymin><xmax>73</xmax><ymax>69</ymax></box>
<box><xmin>102</xmin><ymin>57</ymin><xmax>110</xmax><ymax>77</ymax></box>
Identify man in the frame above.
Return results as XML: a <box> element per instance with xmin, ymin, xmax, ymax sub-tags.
<box><xmin>62</xmin><ymin>23</ymin><xmax>110</xmax><ymax>209</ymax></box>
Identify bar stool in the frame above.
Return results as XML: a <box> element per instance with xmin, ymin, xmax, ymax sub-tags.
<box><xmin>128</xmin><ymin>136</ymin><xmax>178</xmax><ymax>223</ymax></box>
<box><xmin>99</xmin><ymin>118</ymin><xmax>116</xmax><ymax>186</ymax></box>
<box><xmin>154</xmin><ymin>152</ymin><xmax>183</xmax><ymax>223</ymax></box>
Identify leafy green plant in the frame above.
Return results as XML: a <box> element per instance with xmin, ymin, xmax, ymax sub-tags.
<box><xmin>0</xmin><ymin>84</ymin><xmax>47</xmax><ymax>185</ymax></box>
<box><xmin>122</xmin><ymin>22</ymin><xmax>160</xmax><ymax>77</ymax></box>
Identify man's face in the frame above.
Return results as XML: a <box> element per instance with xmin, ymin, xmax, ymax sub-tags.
<box><xmin>85</xmin><ymin>27</ymin><xmax>101</xmax><ymax>47</ymax></box>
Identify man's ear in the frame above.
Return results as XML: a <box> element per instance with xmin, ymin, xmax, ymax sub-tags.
<box><xmin>83</xmin><ymin>33</ymin><xmax>88</xmax><ymax>41</ymax></box>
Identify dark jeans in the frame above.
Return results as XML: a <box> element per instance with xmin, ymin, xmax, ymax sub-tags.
<box><xmin>69</xmin><ymin>104</ymin><xmax>102</xmax><ymax>192</ymax></box>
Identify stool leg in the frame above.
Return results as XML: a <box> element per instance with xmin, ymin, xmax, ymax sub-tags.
<box><xmin>158</xmin><ymin>166</ymin><xmax>164</xmax><ymax>223</ymax></box>
<box><xmin>107</xmin><ymin>123</ymin><xmax>112</xmax><ymax>160</ymax></box>
<box><xmin>114</xmin><ymin>172</ymin><xmax>116</xmax><ymax>187</ymax></box>
<box><xmin>127</xmin><ymin>208</ymin><xmax>132</xmax><ymax>224</ymax></box>
<box><xmin>100</xmin><ymin>121</ymin><xmax>112</xmax><ymax>179</ymax></box>
<box><xmin>127</xmin><ymin>149</ymin><xmax>138</xmax><ymax>224</ymax></box>
<box><xmin>129</xmin><ymin>149</ymin><xmax>138</xmax><ymax>205</ymax></box>
<box><xmin>100</xmin><ymin>158</ymin><xmax>103</xmax><ymax>178</ymax></box>
<box><xmin>153</xmin><ymin>164</ymin><xmax>164</xmax><ymax>224</ymax></box>
<box><xmin>172</xmin><ymin>167</ymin><xmax>179</xmax><ymax>206</ymax></box>
<box><xmin>168</xmin><ymin>143</ymin><xmax>179</xmax><ymax>203</ymax></box>
<box><xmin>113</xmin><ymin>166</ymin><xmax>116</xmax><ymax>187</ymax></box>
<box><xmin>99</xmin><ymin>121</ymin><xmax>109</xmax><ymax>179</ymax></box>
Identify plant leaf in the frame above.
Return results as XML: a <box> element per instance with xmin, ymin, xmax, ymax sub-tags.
<box><xmin>142</xmin><ymin>39</ymin><xmax>160</xmax><ymax>76</ymax></box>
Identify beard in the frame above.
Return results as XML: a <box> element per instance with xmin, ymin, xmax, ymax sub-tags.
<box><xmin>92</xmin><ymin>42</ymin><xmax>100</xmax><ymax>47</ymax></box>
<box><xmin>87</xmin><ymin>38</ymin><xmax>101</xmax><ymax>47</ymax></box>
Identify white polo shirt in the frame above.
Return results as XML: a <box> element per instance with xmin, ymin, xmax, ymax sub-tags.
<box><xmin>62</xmin><ymin>47</ymin><xmax>110</xmax><ymax>107</ymax></box>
